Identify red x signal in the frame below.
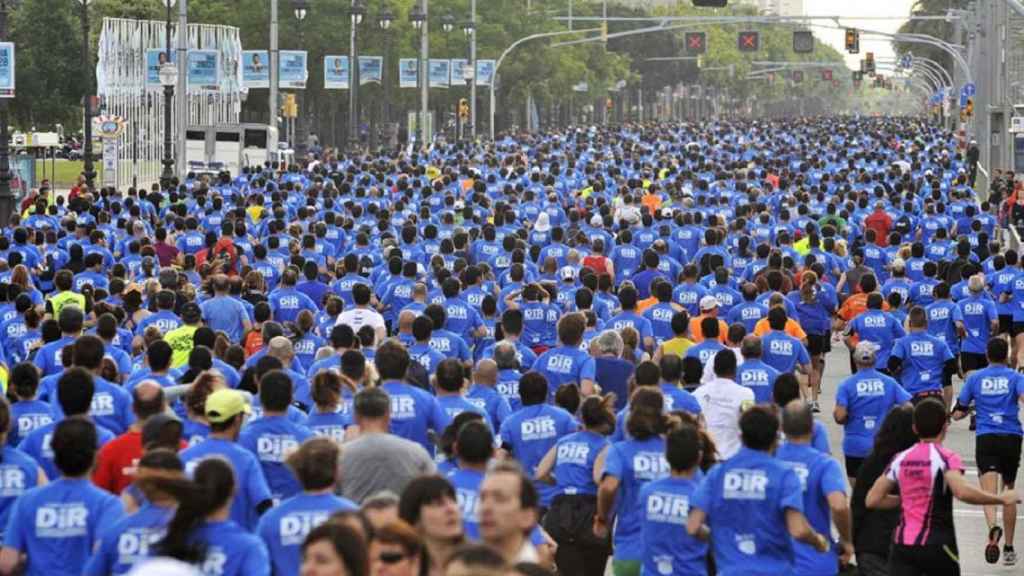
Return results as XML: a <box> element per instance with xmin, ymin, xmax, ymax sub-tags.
<box><xmin>685</xmin><ymin>32</ymin><xmax>706</xmax><ymax>54</ymax></box>
<box><xmin>738</xmin><ymin>31</ymin><xmax>760</xmax><ymax>52</ymax></box>
<box><xmin>821</xmin><ymin>69</ymin><xmax>833</xmax><ymax>81</ymax></box>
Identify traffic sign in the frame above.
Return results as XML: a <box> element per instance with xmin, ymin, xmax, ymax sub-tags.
<box><xmin>959</xmin><ymin>92</ymin><xmax>968</xmax><ymax>107</ymax></box>
<box><xmin>737</xmin><ymin>31</ymin><xmax>760</xmax><ymax>52</ymax></box>
<box><xmin>791</xmin><ymin>70</ymin><xmax>804</xmax><ymax>83</ymax></box>
<box><xmin>821</xmin><ymin>69</ymin><xmax>833</xmax><ymax>81</ymax></box>
<box><xmin>685</xmin><ymin>32</ymin><xmax>707</xmax><ymax>55</ymax></box>
<box><xmin>962</xmin><ymin>83</ymin><xmax>976</xmax><ymax>97</ymax></box>
<box><xmin>792</xmin><ymin>31</ymin><xmax>814</xmax><ymax>54</ymax></box>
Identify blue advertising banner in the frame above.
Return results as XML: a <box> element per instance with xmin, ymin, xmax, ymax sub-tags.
<box><xmin>187</xmin><ymin>50</ymin><xmax>220</xmax><ymax>91</ymax></box>
<box><xmin>145</xmin><ymin>49</ymin><xmax>176</xmax><ymax>88</ymax></box>
<box><xmin>359</xmin><ymin>56</ymin><xmax>383</xmax><ymax>85</ymax></box>
<box><xmin>450</xmin><ymin>58</ymin><xmax>469</xmax><ymax>85</ymax></box>
<box><xmin>399</xmin><ymin>58</ymin><xmax>418</xmax><ymax>88</ymax></box>
<box><xmin>241</xmin><ymin>50</ymin><xmax>269</xmax><ymax>89</ymax></box>
<box><xmin>429</xmin><ymin>59</ymin><xmax>450</xmax><ymax>88</ymax></box>
<box><xmin>476</xmin><ymin>59</ymin><xmax>495</xmax><ymax>86</ymax></box>
<box><xmin>324</xmin><ymin>55</ymin><xmax>349</xmax><ymax>89</ymax></box>
<box><xmin>280</xmin><ymin>50</ymin><xmax>308</xmax><ymax>89</ymax></box>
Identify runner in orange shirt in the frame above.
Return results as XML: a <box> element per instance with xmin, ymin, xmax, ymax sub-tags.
<box><xmin>689</xmin><ymin>296</ymin><xmax>729</xmax><ymax>344</ymax></box>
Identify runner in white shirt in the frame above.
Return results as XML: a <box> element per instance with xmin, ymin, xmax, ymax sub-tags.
<box><xmin>335</xmin><ymin>283</ymin><xmax>386</xmax><ymax>342</ymax></box>
<box><xmin>693</xmin><ymin>349</ymin><xmax>755</xmax><ymax>459</ymax></box>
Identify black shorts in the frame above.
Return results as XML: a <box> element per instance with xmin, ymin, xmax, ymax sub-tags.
<box><xmin>1014</xmin><ymin>321</ymin><xmax>1024</xmax><ymax>337</ymax></box>
<box><xmin>1000</xmin><ymin>315</ymin><xmax>1013</xmax><ymax>335</ymax></box>
<box><xmin>806</xmin><ymin>333</ymin><xmax>827</xmax><ymax>356</ymax></box>
<box><xmin>889</xmin><ymin>543</ymin><xmax>961</xmax><ymax>576</ymax></box>
<box><xmin>844</xmin><ymin>455</ymin><xmax>865</xmax><ymax>479</ymax></box>
<box><xmin>960</xmin><ymin>352</ymin><xmax>988</xmax><ymax>373</ymax></box>
<box><xmin>976</xmin><ymin>433</ymin><xmax>1023</xmax><ymax>485</ymax></box>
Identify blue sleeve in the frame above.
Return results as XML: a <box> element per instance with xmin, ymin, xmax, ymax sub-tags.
<box><xmin>778</xmin><ymin>468</ymin><xmax>804</xmax><ymax>513</ymax></box>
<box><xmin>602</xmin><ymin>444</ymin><xmax>624</xmax><ymax>480</ymax></box>
<box><xmin>690</xmin><ymin>468</ymin><xmax>715</xmax><ymax>513</ymax></box>
<box><xmin>820</xmin><ymin>458</ymin><xmax>847</xmax><ymax>497</ymax></box>
<box><xmin>246</xmin><ymin>454</ymin><xmax>274</xmax><ymax>507</ymax></box>
<box><xmin>94</xmin><ymin>496</ymin><xmax>125</xmax><ymax>542</ymax></box>
<box><xmin>957</xmin><ymin>376</ymin><xmax>975</xmax><ymax>406</ymax></box>
<box><xmin>499</xmin><ymin>418</ymin><xmax>515</xmax><ymax>447</ymax></box>
<box><xmin>82</xmin><ymin>534</ymin><xmax>112</xmax><ymax>576</ymax></box>
<box><xmin>893</xmin><ymin>383</ymin><xmax>912</xmax><ymax>404</ymax></box>
<box><xmin>683</xmin><ymin>394</ymin><xmax>702</xmax><ymax>415</ymax></box>
<box><xmin>429</xmin><ymin>397</ymin><xmax>446</xmax><ymax>434</ymax></box>
<box><xmin>812</xmin><ymin>423</ymin><xmax>831</xmax><ymax>454</ymax></box>
<box><xmin>495</xmin><ymin>397</ymin><xmax>512</xmax><ymax>428</ymax></box>
<box><xmin>579</xmin><ymin>356</ymin><xmax>596</xmax><ymax>382</ymax></box>
<box><xmin>2</xmin><ymin>496</ymin><xmax>24</xmax><ymax>549</ymax></box>
<box><xmin>835</xmin><ymin>381</ymin><xmax>850</xmax><ymax>408</ymax></box>
<box><xmin>610</xmin><ymin>411</ymin><xmax>625</xmax><ymax>443</ymax></box>
<box><xmin>893</xmin><ymin>318</ymin><xmax>906</xmax><ymax>339</ymax></box>
<box><xmin>244</xmin><ymin>537</ymin><xmax>272</xmax><ymax>576</ymax></box>
<box><xmin>890</xmin><ymin>340</ymin><xmax>906</xmax><ymax>361</ymax></box>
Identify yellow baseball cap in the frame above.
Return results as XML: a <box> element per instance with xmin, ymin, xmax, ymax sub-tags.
<box><xmin>205</xmin><ymin>390</ymin><xmax>251</xmax><ymax>424</ymax></box>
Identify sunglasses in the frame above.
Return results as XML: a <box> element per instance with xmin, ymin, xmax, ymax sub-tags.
<box><xmin>378</xmin><ymin>552</ymin><xmax>407</xmax><ymax>565</ymax></box>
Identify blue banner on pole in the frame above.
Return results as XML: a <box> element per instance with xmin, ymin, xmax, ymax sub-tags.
<box><xmin>145</xmin><ymin>49</ymin><xmax>176</xmax><ymax>88</ymax></box>
<box><xmin>429</xmin><ymin>59</ymin><xmax>450</xmax><ymax>88</ymax></box>
<box><xmin>324</xmin><ymin>56</ymin><xmax>350</xmax><ymax>90</ymax></box>
<box><xmin>280</xmin><ymin>50</ymin><xmax>308</xmax><ymax>89</ymax></box>
<box><xmin>399</xmin><ymin>58</ymin><xmax>418</xmax><ymax>88</ymax></box>
<box><xmin>359</xmin><ymin>56</ymin><xmax>383</xmax><ymax>85</ymax></box>
<box><xmin>241</xmin><ymin>50</ymin><xmax>269</xmax><ymax>89</ymax></box>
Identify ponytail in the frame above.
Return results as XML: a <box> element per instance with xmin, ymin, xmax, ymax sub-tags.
<box><xmin>800</xmin><ymin>270</ymin><xmax>818</xmax><ymax>305</ymax></box>
<box><xmin>151</xmin><ymin>458</ymin><xmax>235</xmax><ymax>564</ymax></box>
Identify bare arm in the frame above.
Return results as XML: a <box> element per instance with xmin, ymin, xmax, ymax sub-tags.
<box><xmin>833</xmin><ymin>406</ymin><xmax>848</xmax><ymax>425</ymax></box>
<box><xmin>786</xmin><ymin>508</ymin><xmax>829</xmax><ymax>551</ymax></box>
<box><xmin>686</xmin><ymin>507</ymin><xmax>710</xmax><ymax>541</ymax></box>
<box><xmin>592</xmin><ymin>445</ymin><xmax>609</xmax><ymax>486</ymax></box>
<box><xmin>0</xmin><ymin>547</ymin><xmax>22</xmax><ymax>576</ymax></box>
<box><xmin>535</xmin><ymin>445</ymin><xmax>558</xmax><ymax>484</ymax></box>
<box><xmin>946</xmin><ymin>470</ymin><xmax>1018</xmax><ymax>506</ymax></box>
<box><xmin>866</xmin><ymin>474</ymin><xmax>901</xmax><ymax>510</ymax></box>
<box><xmin>827</xmin><ymin>491</ymin><xmax>853</xmax><ymax>546</ymax></box>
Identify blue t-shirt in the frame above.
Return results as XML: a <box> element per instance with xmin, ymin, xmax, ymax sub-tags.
<box><xmin>957</xmin><ymin>365</ymin><xmax>1024</xmax><ymax>436</ymax></box>
<box><xmin>835</xmin><ymin>368</ymin><xmax>912</xmax><ymax>457</ymax></box>
<box><xmin>889</xmin><ymin>332</ymin><xmax>954</xmax><ymax>394</ymax></box>
<box><xmin>50</xmin><ymin>376</ymin><xmax>134</xmax><ymax>435</ymax></box>
<box><xmin>83</xmin><ymin>504</ymin><xmax>174</xmax><ymax>576</ymax></box>
<box><xmin>239</xmin><ymin>415</ymin><xmax>314</xmax><ymax>501</ymax></box>
<box><xmin>381</xmin><ymin>380</ymin><xmax>445</xmax><ymax>455</ymax></box>
<box><xmin>639</xmin><ymin>475</ymin><xmax>708</xmax><ymax>576</ymax></box>
<box><xmin>201</xmin><ymin>296</ymin><xmax>250</xmax><ymax>344</ymax></box>
<box><xmin>926</xmin><ymin>300</ymin><xmax>964</xmax><ymax>353</ymax></box>
<box><xmin>847</xmin><ymin>310</ymin><xmax>906</xmax><ymax>369</ymax></box>
<box><xmin>690</xmin><ymin>446</ymin><xmax>803</xmax><ymax>575</ymax></box>
<box><xmin>257</xmin><ymin>493</ymin><xmax>358</xmax><ymax>576</ymax></box>
<box><xmin>775</xmin><ymin>442</ymin><xmax>848</xmax><ymax>576</ymax></box>
<box><xmin>305</xmin><ymin>406</ymin><xmax>351</xmax><ymax>443</ymax></box>
<box><xmin>436</xmin><ymin>395</ymin><xmax>491</xmax><ymax>434</ymax></box>
<box><xmin>736</xmin><ymin>360</ymin><xmax>782</xmax><ymax>404</ymax></box>
<box><xmin>19</xmin><ymin>420</ymin><xmax>115</xmax><ymax>481</ymax></box>
<box><xmin>531</xmin><ymin>346</ymin><xmax>597</xmax><ymax>399</ymax></box>
<box><xmin>958</xmin><ymin>295</ymin><xmax>998</xmax><ymax>354</ymax></box>
<box><xmin>761</xmin><ymin>331</ymin><xmax>811</xmax><ymax>374</ymax></box>
<box><xmin>0</xmin><ymin>447</ymin><xmax>41</xmax><ymax>540</ymax></box>
<box><xmin>9</xmin><ymin>400</ymin><xmax>53</xmax><ymax>447</ymax></box>
<box><xmin>603</xmin><ymin>436</ymin><xmax>670</xmax><ymax>561</ymax></box>
<box><xmin>179</xmin><ymin>438</ymin><xmax>273</xmax><ymax>532</ymax></box>
<box><xmin>466</xmin><ymin>385</ymin><xmax>513</xmax><ymax>431</ymax></box>
<box><xmin>3</xmin><ymin>478</ymin><xmax>124</xmax><ymax>576</ymax></box>
<box><xmin>607</xmin><ymin>311</ymin><xmax>654</xmax><ymax>346</ymax></box>
<box><xmin>551</xmin><ymin>430</ymin><xmax>609</xmax><ymax>497</ymax></box>
<box><xmin>449</xmin><ymin>467</ymin><xmax>486</xmax><ymax>539</ymax></box>
<box><xmin>188</xmin><ymin>520</ymin><xmax>271</xmax><ymax>576</ymax></box>
<box><xmin>499</xmin><ymin>404</ymin><xmax>577</xmax><ymax>506</ymax></box>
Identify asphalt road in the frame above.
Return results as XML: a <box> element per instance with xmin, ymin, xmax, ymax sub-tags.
<box><xmin>817</xmin><ymin>347</ymin><xmax>1021</xmax><ymax>576</ymax></box>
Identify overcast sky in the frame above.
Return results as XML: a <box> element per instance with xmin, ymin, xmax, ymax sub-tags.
<box><xmin>804</xmin><ymin>0</ymin><xmax>917</xmax><ymax>70</ymax></box>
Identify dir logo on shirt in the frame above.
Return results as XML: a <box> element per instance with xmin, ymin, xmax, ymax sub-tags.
<box><xmin>456</xmin><ymin>488</ymin><xmax>479</xmax><ymax>521</ymax></box>
<box><xmin>17</xmin><ymin>414</ymin><xmax>52</xmax><ymax>436</ymax></box>
<box><xmin>981</xmin><ymin>377</ymin><xmax>1011</xmax><ymax>395</ymax></box>
<box><xmin>202</xmin><ymin>548</ymin><xmax>228</xmax><ymax>575</ymax></box>
<box><xmin>117</xmin><ymin>527</ymin><xmax>165</xmax><ymax>563</ymax></box>
<box><xmin>633</xmin><ymin>452</ymin><xmax>670</xmax><ymax>481</ymax></box>
<box><xmin>856</xmin><ymin>379</ymin><xmax>886</xmax><ymax>397</ymax></box>
<box><xmin>36</xmin><ymin>503</ymin><xmax>88</xmax><ymax>538</ymax></box>
<box><xmin>0</xmin><ymin>465</ymin><xmax>27</xmax><ymax>497</ymax></box>
<box><xmin>645</xmin><ymin>492</ymin><xmax>688</xmax><ymax>525</ymax></box>
<box><xmin>769</xmin><ymin>340</ymin><xmax>793</xmax><ymax>355</ymax></box>
<box><xmin>520</xmin><ymin>417</ymin><xmax>556</xmax><ymax>441</ymax></box>
<box><xmin>280</xmin><ymin>511</ymin><xmax>330</xmax><ymax>546</ymax></box>
<box><xmin>390</xmin><ymin>396</ymin><xmax>416</xmax><ymax>420</ymax></box>
<box><xmin>257</xmin><ymin>434</ymin><xmax>300</xmax><ymax>463</ymax></box>
<box><xmin>910</xmin><ymin>341</ymin><xmax>935</xmax><ymax>356</ymax></box>
<box><xmin>723</xmin><ymin>469</ymin><xmax>768</xmax><ymax>500</ymax></box>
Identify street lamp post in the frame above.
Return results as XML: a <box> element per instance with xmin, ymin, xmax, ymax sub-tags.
<box><xmin>378</xmin><ymin>7</ymin><xmax>394</xmax><ymax>150</ymax></box>
<box><xmin>0</xmin><ymin>0</ymin><xmax>13</xmax><ymax>227</ymax></box>
<box><xmin>159</xmin><ymin>0</ymin><xmax>178</xmax><ymax>191</ymax></box>
<box><xmin>463</xmin><ymin>8</ymin><xmax>476</xmax><ymax>140</ymax></box>
<box><xmin>292</xmin><ymin>0</ymin><xmax>308</xmax><ymax>161</ymax></box>
<box><xmin>76</xmin><ymin>0</ymin><xmax>96</xmax><ymax>191</ymax></box>
<box><xmin>409</xmin><ymin>3</ymin><xmax>425</xmax><ymax>148</ymax></box>
<box><xmin>348</xmin><ymin>0</ymin><xmax>366</xmax><ymax>151</ymax></box>
<box><xmin>441</xmin><ymin>13</ymin><xmax>454</xmax><ymax>139</ymax></box>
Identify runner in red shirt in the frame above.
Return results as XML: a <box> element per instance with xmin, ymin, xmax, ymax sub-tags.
<box><xmin>864</xmin><ymin>202</ymin><xmax>893</xmax><ymax>248</ymax></box>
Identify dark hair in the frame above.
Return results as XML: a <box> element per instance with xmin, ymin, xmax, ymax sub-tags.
<box><xmin>518</xmin><ymin>371</ymin><xmax>548</xmax><ymax>406</ymax></box>
<box><xmin>154</xmin><ymin>458</ymin><xmax>236</xmax><ymax>564</ymax></box>
<box><xmin>987</xmin><ymin>337</ymin><xmax>1009</xmax><ymax>363</ymax></box>
<box><xmin>455</xmin><ymin>420</ymin><xmax>494</xmax><ymax>465</ymax></box>
<box><xmin>772</xmin><ymin>372</ymin><xmax>801</xmax><ymax>407</ymax></box>
<box><xmin>259</xmin><ymin>369</ymin><xmax>293</xmax><ymax>412</ymax></box>
<box><xmin>398</xmin><ymin>475</ymin><xmax>457</xmax><ymax>527</ymax></box>
<box><xmin>665</xmin><ymin>422</ymin><xmax>701</xmax><ymax>472</ymax></box>
<box><xmin>375</xmin><ymin>340</ymin><xmax>411</xmax><ymax>381</ymax></box>
<box><xmin>554</xmin><ymin>383</ymin><xmax>581</xmax><ymax>414</ymax></box>
<box><xmin>435</xmin><ymin>359</ymin><xmax>464</xmax><ymax>393</ymax></box>
<box><xmin>579</xmin><ymin>394</ymin><xmax>616</xmax><ymax>432</ymax></box>
<box><xmin>147</xmin><ymin>340</ymin><xmax>173</xmax><ymax>372</ymax></box>
<box><xmin>72</xmin><ymin>334</ymin><xmax>106</xmax><ymax>370</ymax></box>
<box><xmin>781</xmin><ymin>400</ymin><xmax>814</xmax><ymax>438</ymax></box>
<box><xmin>51</xmin><ymin>418</ymin><xmax>98</xmax><ymax>477</ymax></box>
<box><xmin>286</xmin><ymin>437</ymin><xmax>339</xmax><ymax>491</ymax></box>
<box><xmin>11</xmin><ymin>362</ymin><xmax>39</xmax><ymax>400</ymax></box>
<box><xmin>0</xmin><ymin>397</ymin><xmax>10</xmax><ymax>439</ymax></box>
<box><xmin>913</xmin><ymin>397</ymin><xmax>948</xmax><ymax>439</ymax></box>
<box><xmin>445</xmin><ymin>543</ymin><xmax>506</xmax><ymax>572</ymax></box>
<box><xmin>740</xmin><ymin>405</ymin><xmax>779</xmax><ymax>451</ymax></box>
<box><xmin>354</xmin><ymin>387</ymin><xmax>391</xmax><ymax>419</ymax></box>
<box><xmin>58</xmin><ymin>367</ymin><xmax>95</xmax><ymax>416</ymax></box>
<box><xmin>627</xmin><ymin>387</ymin><xmax>666</xmax><ymax>440</ymax></box>
<box><xmin>302</xmin><ymin>523</ymin><xmax>369</xmax><ymax>576</ymax></box>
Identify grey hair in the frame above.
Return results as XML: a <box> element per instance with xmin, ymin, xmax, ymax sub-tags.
<box><xmin>595</xmin><ymin>330</ymin><xmax>624</xmax><ymax>357</ymax></box>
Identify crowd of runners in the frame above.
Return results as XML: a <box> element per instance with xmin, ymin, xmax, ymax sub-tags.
<box><xmin>0</xmin><ymin>117</ymin><xmax>1017</xmax><ymax>576</ymax></box>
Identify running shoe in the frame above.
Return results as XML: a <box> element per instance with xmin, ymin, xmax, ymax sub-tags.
<box><xmin>1004</xmin><ymin>548</ymin><xmax>1016</xmax><ymax>566</ymax></box>
<box><xmin>986</xmin><ymin>525</ymin><xmax>1003</xmax><ymax>564</ymax></box>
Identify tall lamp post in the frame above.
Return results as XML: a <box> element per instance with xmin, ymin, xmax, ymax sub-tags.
<box><xmin>440</xmin><ymin>13</ymin><xmax>453</xmax><ymax>139</ymax></box>
<box><xmin>378</xmin><ymin>7</ymin><xmax>394</xmax><ymax>131</ymax></box>
<box><xmin>461</xmin><ymin>19</ymin><xmax>474</xmax><ymax>140</ymax></box>
<box><xmin>76</xmin><ymin>0</ymin><xmax>96</xmax><ymax>190</ymax></box>
<box><xmin>348</xmin><ymin>0</ymin><xmax>366</xmax><ymax>150</ymax></box>
<box><xmin>158</xmin><ymin>0</ymin><xmax>177</xmax><ymax>191</ymax></box>
<box><xmin>0</xmin><ymin>0</ymin><xmax>13</xmax><ymax>227</ymax></box>
<box><xmin>409</xmin><ymin>3</ymin><xmax>425</xmax><ymax>147</ymax></box>
<box><xmin>292</xmin><ymin>0</ymin><xmax>308</xmax><ymax>161</ymax></box>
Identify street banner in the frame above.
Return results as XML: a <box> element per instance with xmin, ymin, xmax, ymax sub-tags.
<box><xmin>359</xmin><ymin>56</ymin><xmax>383</xmax><ymax>85</ymax></box>
<box><xmin>241</xmin><ymin>50</ymin><xmax>269</xmax><ymax>89</ymax></box>
<box><xmin>187</xmin><ymin>49</ymin><xmax>220</xmax><ymax>91</ymax></box>
<box><xmin>145</xmin><ymin>49</ymin><xmax>176</xmax><ymax>88</ymax></box>
<box><xmin>476</xmin><ymin>59</ymin><xmax>495</xmax><ymax>86</ymax></box>
<box><xmin>450</xmin><ymin>58</ymin><xmax>469</xmax><ymax>85</ymax></box>
<box><xmin>399</xmin><ymin>58</ymin><xmax>418</xmax><ymax>88</ymax></box>
<box><xmin>324</xmin><ymin>55</ymin><xmax>349</xmax><ymax>89</ymax></box>
<box><xmin>280</xmin><ymin>50</ymin><xmax>308</xmax><ymax>89</ymax></box>
<box><xmin>429</xmin><ymin>59</ymin><xmax>450</xmax><ymax>88</ymax></box>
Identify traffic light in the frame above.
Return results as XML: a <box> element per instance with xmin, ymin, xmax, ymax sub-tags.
<box><xmin>791</xmin><ymin>70</ymin><xmax>804</xmax><ymax>83</ymax></box>
<box><xmin>685</xmin><ymin>32</ymin><xmax>707</xmax><ymax>55</ymax></box>
<box><xmin>793</xmin><ymin>30</ymin><xmax>814</xmax><ymax>54</ymax></box>
<box><xmin>865</xmin><ymin>52</ymin><xmax>875</xmax><ymax>74</ymax></box>
<box><xmin>821</xmin><ymin>69</ymin><xmax>833</xmax><ymax>81</ymax></box>
<box><xmin>458</xmin><ymin>98</ymin><xmax>470</xmax><ymax>120</ymax></box>
<box><xmin>965</xmin><ymin>98</ymin><xmax>974</xmax><ymax>117</ymax></box>
<box><xmin>845</xmin><ymin>28</ymin><xmax>859</xmax><ymax>54</ymax></box>
<box><xmin>692</xmin><ymin>0</ymin><xmax>728</xmax><ymax>6</ymax></box>
<box><xmin>282</xmin><ymin>93</ymin><xmax>297</xmax><ymax>118</ymax></box>
<box><xmin>737</xmin><ymin>31</ymin><xmax>760</xmax><ymax>52</ymax></box>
